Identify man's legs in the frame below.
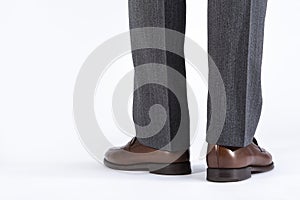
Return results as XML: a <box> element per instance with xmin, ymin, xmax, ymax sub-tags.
<box><xmin>207</xmin><ymin>0</ymin><xmax>268</xmax><ymax>147</ymax></box>
<box><xmin>206</xmin><ymin>0</ymin><xmax>273</xmax><ymax>182</ymax></box>
<box><xmin>104</xmin><ymin>0</ymin><xmax>273</xmax><ymax>179</ymax></box>
<box><xmin>104</xmin><ymin>0</ymin><xmax>191</xmax><ymax>175</ymax></box>
<box><xmin>129</xmin><ymin>0</ymin><xmax>190</xmax><ymax>151</ymax></box>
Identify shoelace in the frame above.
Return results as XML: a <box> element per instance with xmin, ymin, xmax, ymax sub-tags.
<box><xmin>125</xmin><ymin>137</ymin><xmax>137</xmax><ymax>151</ymax></box>
<box><xmin>130</xmin><ymin>137</ymin><xmax>137</xmax><ymax>145</ymax></box>
<box><xmin>253</xmin><ymin>137</ymin><xmax>263</xmax><ymax>152</ymax></box>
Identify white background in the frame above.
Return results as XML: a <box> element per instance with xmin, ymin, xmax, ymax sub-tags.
<box><xmin>0</xmin><ymin>0</ymin><xmax>300</xmax><ymax>199</ymax></box>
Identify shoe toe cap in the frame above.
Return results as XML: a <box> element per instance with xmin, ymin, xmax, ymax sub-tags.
<box><xmin>104</xmin><ymin>147</ymin><xmax>121</xmax><ymax>162</ymax></box>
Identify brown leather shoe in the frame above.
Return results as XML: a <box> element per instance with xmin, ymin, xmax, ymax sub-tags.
<box><xmin>206</xmin><ymin>138</ymin><xmax>274</xmax><ymax>182</ymax></box>
<box><xmin>104</xmin><ymin>137</ymin><xmax>191</xmax><ymax>175</ymax></box>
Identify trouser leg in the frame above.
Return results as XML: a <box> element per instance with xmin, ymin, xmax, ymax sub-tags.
<box><xmin>129</xmin><ymin>0</ymin><xmax>190</xmax><ymax>151</ymax></box>
<box><xmin>207</xmin><ymin>0</ymin><xmax>268</xmax><ymax>147</ymax></box>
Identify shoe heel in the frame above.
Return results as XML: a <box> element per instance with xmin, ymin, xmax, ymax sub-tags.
<box><xmin>207</xmin><ymin>167</ymin><xmax>251</xmax><ymax>182</ymax></box>
<box><xmin>150</xmin><ymin>162</ymin><xmax>191</xmax><ymax>175</ymax></box>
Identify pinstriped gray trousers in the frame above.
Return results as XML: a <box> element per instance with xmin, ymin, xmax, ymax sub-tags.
<box><xmin>129</xmin><ymin>0</ymin><xmax>268</xmax><ymax>150</ymax></box>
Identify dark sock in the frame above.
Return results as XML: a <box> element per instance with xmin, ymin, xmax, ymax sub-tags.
<box><xmin>221</xmin><ymin>146</ymin><xmax>241</xmax><ymax>151</ymax></box>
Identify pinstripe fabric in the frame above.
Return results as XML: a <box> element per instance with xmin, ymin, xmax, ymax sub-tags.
<box><xmin>207</xmin><ymin>0</ymin><xmax>268</xmax><ymax>147</ymax></box>
<box><xmin>129</xmin><ymin>0</ymin><xmax>190</xmax><ymax>151</ymax></box>
<box><xmin>129</xmin><ymin>0</ymin><xmax>268</xmax><ymax>149</ymax></box>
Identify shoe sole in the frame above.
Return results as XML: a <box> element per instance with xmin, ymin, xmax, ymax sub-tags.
<box><xmin>104</xmin><ymin>159</ymin><xmax>191</xmax><ymax>175</ymax></box>
<box><xmin>207</xmin><ymin>162</ymin><xmax>274</xmax><ymax>182</ymax></box>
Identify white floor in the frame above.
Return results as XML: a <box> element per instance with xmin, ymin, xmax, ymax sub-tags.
<box><xmin>0</xmin><ymin>140</ymin><xmax>298</xmax><ymax>200</ymax></box>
